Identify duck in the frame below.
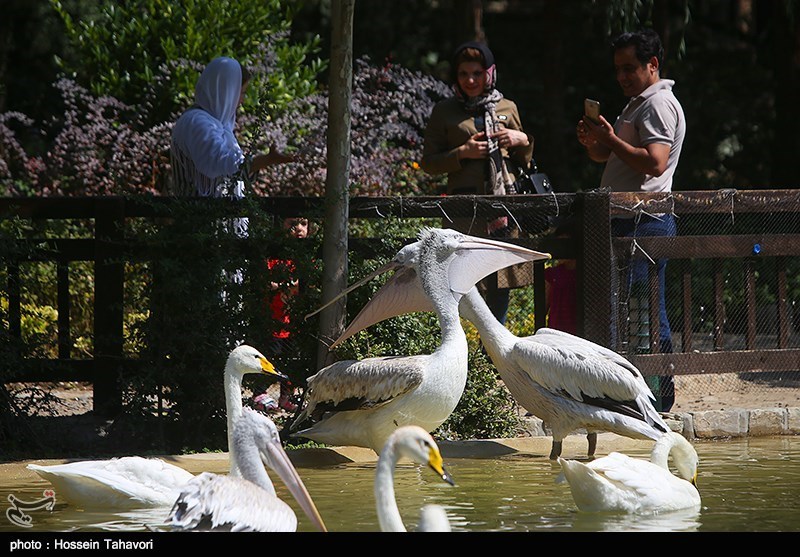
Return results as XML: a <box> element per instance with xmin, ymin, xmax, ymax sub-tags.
<box><xmin>557</xmin><ymin>431</ymin><xmax>700</xmax><ymax>513</ymax></box>
<box><xmin>27</xmin><ymin>345</ymin><xmax>287</xmax><ymax>508</ymax></box>
<box><xmin>290</xmin><ymin>227</ymin><xmax>550</xmax><ymax>453</ymax></box>
<box><xmin>168</xmin><ymin>407</ymin><xmax>327</xmax><ymax>532</ymax></box>
<box><xmin>375</xmin><ymin>425</ymin><xmax>454</xmax><ymax>532</ymax></box>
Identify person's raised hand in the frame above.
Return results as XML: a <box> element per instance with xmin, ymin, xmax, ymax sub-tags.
<box><xmin>581</xmin><ymin>115</ymin><xmax>615</xmax><ymax>147</ymax></box>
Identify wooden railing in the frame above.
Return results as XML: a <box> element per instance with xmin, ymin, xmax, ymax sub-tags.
<box><xmin>2</xmin><ymin>190</ymin><xmax>799</xmax><ymax>415</ymax></box>
<box><xmin>586</xmin><ymin>190</ymin><xmax>800</xmax><ymax>380</ymax></box>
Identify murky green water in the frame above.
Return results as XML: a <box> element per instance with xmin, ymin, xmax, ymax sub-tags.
<box><xmin>2</xmin><ymin>436</ymin><xmax>799</xmax><ymax>533</ymax></box>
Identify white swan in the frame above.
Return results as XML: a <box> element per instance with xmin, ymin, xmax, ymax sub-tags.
<box><xmin>417</xmin><ymin>504</ymin><xmax>452</xmax><ymax>532</ymax></box>
<box><xmin>27</xmin><ymin>345</ymin><xmax>286</xmax><ymax>509</ymax></box>
<box><xmin>168</xmin><ymin>407</ymin><xmax>327</xmax><ymax>532</ymax></box>
<box><xmin>376</xmin><ymin>425</ymin><xmax>454</xmax><ymax>532</ymax></box>
<box><xmin>557</xmin><ymin>431</ymin><xmax>700</xmax><ymax>514</ymax></box>
<box><xmin>458</xmin><ymin>287</ymin><xmax>670</xmax><ymax>459</ymax></box>
<box><xmin>290</xmin><ymin>227</ymin><xmax>549</xmax><ymax>453</ymax></box>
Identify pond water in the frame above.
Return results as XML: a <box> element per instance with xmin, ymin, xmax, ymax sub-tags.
<box><xmin>1</xmin><ymin>436</ymin><xmax>799</xmax><ymax>534</ymax></box>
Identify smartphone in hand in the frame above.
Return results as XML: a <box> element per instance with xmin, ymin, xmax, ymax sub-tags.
<box><xmin>584</xmin><ymin>98</ymin><xmax>601</xmax><ymax>124</ymax></box>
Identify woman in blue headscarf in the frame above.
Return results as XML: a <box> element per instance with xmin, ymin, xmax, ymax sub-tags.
<box><xmin>171</xmin><ymin>56</ymin><xmax>292</xmax><ymax>201</ymax></box>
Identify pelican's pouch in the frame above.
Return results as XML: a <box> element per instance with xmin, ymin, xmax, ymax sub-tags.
<box><xmin>485</xmin><ymin>223</ymin><xmax>535</xmax><ymax>289</ymax></box>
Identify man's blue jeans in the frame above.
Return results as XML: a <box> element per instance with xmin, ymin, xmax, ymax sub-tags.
<box><xmin>612</xmin><ymin>213</ymin><xmax>676</xmax><ymax>411</ymax></box>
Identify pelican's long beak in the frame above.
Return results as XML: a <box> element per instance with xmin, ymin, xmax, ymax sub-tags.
<box><xmin>263</xmin><ymin>440</ymin><xmax>328</xmax><ymax>532</ymax></box>
<box><xmin>259</xmin><ymin>357</ymin><xmax>290</xmax><ymax>382</ymax></box>
<box><xmin>328</xmin><ymin>266</ymin><xmax>434</xmax><ymax>350</ymax></box>
<box><xmin>304</xmin><ymin>258</ymin><xmax>404</xmax><ymax>322</ymax></box>
<box><xmin>329</xmin><ymin>234</ymin><xmax>550</xmax><ymax>349</ymax></box>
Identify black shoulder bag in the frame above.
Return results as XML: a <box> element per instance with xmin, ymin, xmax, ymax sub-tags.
<box><xmin>509</xmin><ymin>158</ymin><xmax>553</xmax><ymax>195</ymax></box>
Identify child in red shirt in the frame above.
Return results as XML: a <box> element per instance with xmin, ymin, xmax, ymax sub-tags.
<box><xmin>266</xmin><ymin>217</ymin><xmax>309</xmax><ymax>412</ymax></box>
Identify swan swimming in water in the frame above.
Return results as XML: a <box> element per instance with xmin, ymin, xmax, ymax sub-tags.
<box><xmin>168</xmin><ymin>407</ymin><xmax>327</xmax><ymax>532</ymax></box>
<box><xmin>27</xmin><ymin>345</ymin><xmax>287</xmax><ymax>509</ymax></box>
<box><xmin>375</xmin><ymin>425</ymin><xmax>454</xmax><ymax>532</ymax></box>
<box><xmin>290</xmin><ymin>227</ymin><xmax>550</xmax><ymax>453</ymax></box>
<box><xmin>557</xmin><ymin>431</ymin><xmax>700</xmax><ymax>514</ymax></box>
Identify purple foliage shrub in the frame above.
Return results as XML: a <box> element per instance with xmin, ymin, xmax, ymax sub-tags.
<box><xmin>0</xmin><ymin>112</ymin><xmax>43</xmax><ymax>195</ymax></box>
<box><xmin>0</xmin><ymin>78</ymin><xmax>173</xmax><ymax>196</ymax></box>
<box><xmin>251</xmin><ymin>56</ymin><xmax>451</xmax><ymax>197</ymax></box>
<box><xmin>0</xmin><ymin>56</ymin><xmax>451</xmax><ymax>197</ymax></box>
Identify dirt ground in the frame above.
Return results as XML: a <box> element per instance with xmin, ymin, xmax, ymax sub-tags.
<box><xmin>12</xmin><ymin>370</ymin><xmax>800</xmax><ymax>419</ymax></box>
<box><xmin>5</xmin><ymin>372</ymin><xmax>799</xmax><ymax>460</ymax></box>
<box><xmin>670</xmin><ymin>372</ymin><xmax>800</xmax><ymax>412</ymax></box>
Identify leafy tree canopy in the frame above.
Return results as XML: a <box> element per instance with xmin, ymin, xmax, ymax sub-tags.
<box><xmin>51</xmin><ymin>0</ymin><xmax>326</xmax><ymax>124</ymax></box>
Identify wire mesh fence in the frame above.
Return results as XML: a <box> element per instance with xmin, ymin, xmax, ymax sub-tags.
<box><xmin>468</xmin><ymin>189</ymin><xmax>800</xmax><ymax>412</ymax></box>
<box><xmin>358</xmin><ymin>190</ymin><xmax>800</xmax><ymax>412</ymax></box>
<box><xmin>3</xmin><ymin>191</ymin><xmax>800</xmax><ymax>419</ymax></box>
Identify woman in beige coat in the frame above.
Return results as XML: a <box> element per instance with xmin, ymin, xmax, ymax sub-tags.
<box><xmin>421</xmin><ymin>41</ymin><xmax>534</xmax><ymax>324</ymax></box>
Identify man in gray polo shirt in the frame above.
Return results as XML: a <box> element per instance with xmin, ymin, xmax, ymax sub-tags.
<box><xmin>576</xmin><ymin>28</ymin><xmax>684</xmax><ymax>412</ymax></box>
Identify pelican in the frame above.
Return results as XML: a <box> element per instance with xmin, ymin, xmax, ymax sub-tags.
<box><xmin>459</xmin><ymin>286</ymin><xmax>670</xmax><ymax>459</ymax></box>
<box><xmin>27</xmin><ymin>345</ymin><xmax>287</xmax><ymax>509</ymax></box>
<box><xmin>376</xmin><ymin>425</ymin><xmax>454</xmax><ymax>532</ymax></box>
<box><xmin>290</xmin><ymin>227</ymin><xmax>550</xmax><ymax>452</ymax></box>
<box><xmin>557</xmin><ymin>431</ymin><xmax>700</xmax><ymax>513</ymax></box>
<box><xmin>312</xmin><ymin>232</ymin><xmax>665</xmax><ymax>460</ymax></box>
<box><xmin>168</xmin><ymin>407</ymin><xmax>327</xmax><ymax>532</ymax></box>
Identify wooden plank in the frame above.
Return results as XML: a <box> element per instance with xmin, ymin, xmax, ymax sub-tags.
<box><xmin>581</xmin><ymin>192</ymin><xmax>612</xmax><ymax>347</ymax></box>
<box><xmin>629</xmin><ymin>349</ymin><xmax>800</xmax><ymax>377</ymax></box>
<box><xmin>3</xmin><ymin>360</ymin><xmax>99</xmax><ymax>383</ymax></box>
<box><xmin>610</xmin><ymin>190</ymin><xmax>800</xmax><ymax>215</ymax></box>
<box><xmin>93</xmin><ymin>198</ymin><xmax>125</xmax><ymax>417</ymax></box>
<box><xmin>777</xmin><ymin>257</ymin><xmax>789</xmax><ymax>349</ymax></box>
<box><xmin>2</xmin><ymin>358</ymin><xmax>146</xmax><ymax>383</ymax></box>
<box><xmin>745</xmin><ymin>258</ymin><xmax>757</xmax><ymax>349</ymax></box>
<box><xmin>648</xmin><ymin>264</ymin><xmax>660</xmax><ymax>350</ymax></box>
<box><xmin>0</xmin><ymin>197</ymin><xmax>98</xmax><ymax>219</ymax></box>
<box><xmin>0</xmin><ymin>239</ymin><xmax>96</xmax><ymax>262</ymax></box>
<box><xmin>574</xmin><ymin>212</ymin><xmax>586</xmax><ymax>338</ymax></box>
<box><xmin>614</xmin><ymin>234</ymin><xmax>800</xmax><ymax>259</ymax></box>
<box><xmin>3</xmin><ymin>191</ymin><xmax>799</xmax><ymax>221</ymax></box>
<box><xmin>533</xmin><ymin>261</ymin><xmax>547</xmax><ymax>331</ymax></box>
<box><xmin>682</xmin><ymin>260</ymin><xmax>693</xmax><ymax>351</ymax></box>
<box><xmin>714</xmin><ymin>260</ymin><xmax>725</xmax><ymax>351</ymax></box>
<box><xmin>57</xmin><ymin>262</ymin><xmax>71</xmax><ymax>359</ymax></box>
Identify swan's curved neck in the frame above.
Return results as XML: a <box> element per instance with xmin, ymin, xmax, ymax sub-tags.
<box><xmin>234</xmin><ymin>432</ymin><xmax>276</xmax><ymax>496</ymax></box>
<box><xmin>375</xmin><ymin>444</ymin><xmax>406</xmax><ymax>532</ymax></box>
<box><xmin>224</xmin><ymin>367</ymin><xmax>245</xmax><ymax>477</ymax></box>
<box><xmin>650</xmin><ymin>433</ymin><xmax>682</xmax><ymax>470</ymax></box>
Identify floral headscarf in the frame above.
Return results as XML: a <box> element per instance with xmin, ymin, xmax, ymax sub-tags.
<box><xmin>452</xmin><ymin>42</ymin><xmax>511</xmax><ymax>198</ymax></box>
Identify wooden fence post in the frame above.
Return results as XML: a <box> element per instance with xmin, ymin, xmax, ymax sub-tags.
<box><xmin>581</xmin><ymin>191</ymin><xmax>613</xmax><ymax>348</ymax></box>
<box><xmin>93</xmin><ymin>197</ymin><xmax>125</xmax><ymax>417</ymax></box>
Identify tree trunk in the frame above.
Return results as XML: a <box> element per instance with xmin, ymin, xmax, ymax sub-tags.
<box><xmin>316</xmin><ymin>0</ymin><xmax>355</xmax><ymax>370</ymax></box>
